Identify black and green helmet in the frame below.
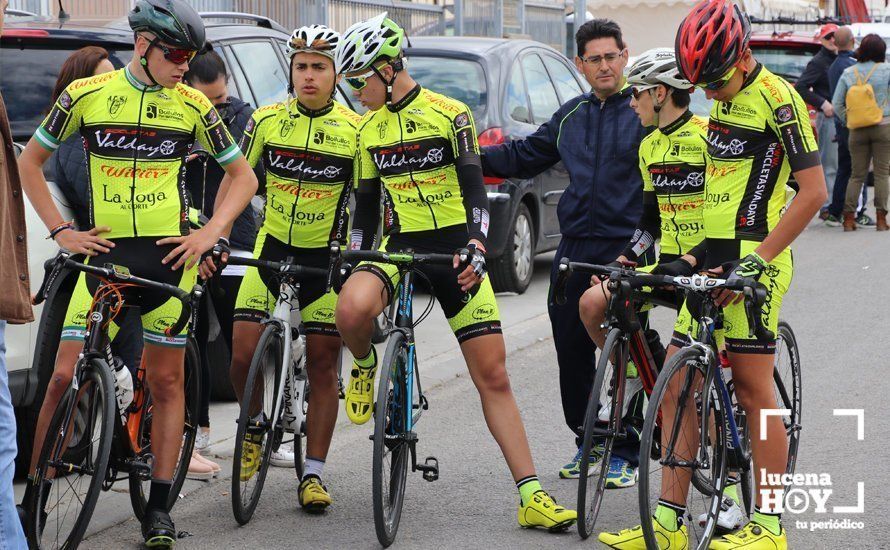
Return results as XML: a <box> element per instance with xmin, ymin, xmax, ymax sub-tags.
<box><xmin>128</xmin><ymin>0</ymin><xmax>205</xmax><ymax>51</ymax></box>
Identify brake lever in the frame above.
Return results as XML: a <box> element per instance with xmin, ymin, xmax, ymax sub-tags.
<box><xmin>554</xmin><ymin>257</ymin><xmax>571</xmax><ymax>306</ymax></box>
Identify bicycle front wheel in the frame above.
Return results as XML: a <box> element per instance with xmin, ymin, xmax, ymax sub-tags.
<box><xmin>372</xmin><ymin>332</ymin><xmax>410</xmax><ymax>548</ymax></box>
<box><xmin>231</xmin><ymin>325</ymin><xmax>283</xmax><ymax>525</ymax></box>
<box><xmin>639</xmin><ymin>347</ymin><xmax>727</xmax><ymax>550</ymax></box>
<box><xmin>30</xmin><ymin>359</ymin><xmax>115</xmax><ymax>550</ymax></box>
<box><xmin>130</xmin><ymin>338</ymin><xmax>202</xmax><ymax>519</ymax></box>
<box><xmin>577</xmin><ymin>328</ymin><xmax>625</xmax><ymax>538</ymax></box>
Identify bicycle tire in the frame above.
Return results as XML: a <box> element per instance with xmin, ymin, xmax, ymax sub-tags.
<box><xmin>577</xmin><ymin>328</ymin><xmax>624</xmax><ymax>539</ymax></box>
<box><xmin>372</xmin><ymin>332</ymin><xmax>410</xmax><ymax>548</ymax></box>
<box><xmin>231</xmin><ymin>325</ymin><xmax>283</xmax><ymax>525</ymax></box>
<box><xmin>639</xmin><ymin>346</ymin><xmax>727</xmax><ymax>550</ymax></box>
<box><xmin>130</xmin><ymin>338</ymin><xmax>202</xmax><ymax>519</ymax></box>
<box><xmin>30</xmin><ymin>359</ymin><xmax>115</xmax><ymax>550</ymax></box>
<box><xmin>291</xmin><ymin>363</ymin><xmax>308</xmax><ymax>481</ymax></box>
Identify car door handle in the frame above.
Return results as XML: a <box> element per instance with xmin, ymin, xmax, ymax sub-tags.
<box><xmin>543</xmin><ymin>191</ymin><xmax>563</xmax><ymax>205</ymax></box>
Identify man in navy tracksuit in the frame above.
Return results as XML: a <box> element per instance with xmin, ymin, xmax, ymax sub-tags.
<box><xmin>482</xmin><ymin>19</ymin><xmax>651</xmax><ymax>484</ymax></box>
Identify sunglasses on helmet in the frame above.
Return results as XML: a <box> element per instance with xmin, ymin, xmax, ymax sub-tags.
<box><xmin>140</xmin><ymin>35</ymin><xmax>198</xmax><ymax>65</ymax></box>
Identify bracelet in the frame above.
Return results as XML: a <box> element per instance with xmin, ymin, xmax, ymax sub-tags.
<box><xmin>47</xmin><ymin>222</ymin><xmax>74</xmax><ymax>240</ymax></box>
<box><xmin>750</xmin><ymin>251</ymin><xmax>769</xmax><ymax>268</ymax></box>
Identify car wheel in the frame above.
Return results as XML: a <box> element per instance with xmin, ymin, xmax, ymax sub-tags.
<box><xmin>490</xmin><ymin>202</ymin><xmax>534</xmax><ymax>294</ymax></box>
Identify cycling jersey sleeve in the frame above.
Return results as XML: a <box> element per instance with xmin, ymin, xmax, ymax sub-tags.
<box><xmin>621</xmin><ymin>191</ymin><xmax>660</xmax><ymax>261</ymax></box>
<box><xmin>238</xmin><ymin>111</ymin><xmax>269</xmax><ymax>169</ymax></box>
<box><xmin>451</xmin><ymin>108</ymin><xmax>489</xmax><ymax>246</ymax></box>
<box><xmin>194</xmin><ymin>101</ymin><xmax>241</xmax><ymax>167</ymax></box>
<box><xmin>351</xmin><ymin>136</ymin><xmax>381</xmax><ymax>251</ymax></box>
<box><xmin>762</xmin><ymin>80</ymin><xmax>820</xmax><ymax>173</ymax></box>
<box><xmin>34</xmin><ymin>81</ymin><xmax>96</xmax><ymax>152</ymax></box>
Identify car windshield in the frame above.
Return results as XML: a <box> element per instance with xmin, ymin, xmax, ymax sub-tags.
<box><xmin>0</xmin><ymin>44</ymin><xmax>133</xmax><ymax>140</ymax></box>
<box><xmin>404</xmin><ymin>56</ymin><xmax>488</xmax><ymax>122</ymax></box>
<box><xmin>750</xmin><ymin>46</ymin><xmax>815</xmax><ymax>82</ymax></box>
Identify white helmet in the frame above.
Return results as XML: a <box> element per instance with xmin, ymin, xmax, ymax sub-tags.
<box><xmin>286</xmin><ymin>24</ymin><xmax>340</xmax><ymax>70</ymax></box>
<box><xmin>627</xmin><ymin>48</ymin><xmax>691</xmax><ymax>90</ymax></box>
<box><xmin>335</xmin><ymin>12</ymin><xmax>405</xmax><ymax>75</ymax></box>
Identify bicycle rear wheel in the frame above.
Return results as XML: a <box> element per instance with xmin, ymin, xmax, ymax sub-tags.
<box><xmin>577</xmin><ymin>328</ymin><xmax>625</xmax><ymax>538</ymax></box>
<box><xmin>639</xmin><ymin>347</ymin><xmax>726</xmax><ymax>550</ymax></box>
<box><xmin>372</xmin><ymin>332</ymin><xmax>410</xmax><ymax>548</ymax></box>
<box><xmin>29</xmin><ymin>359</ymin><xmax>115</xmax><ymax>550</ymax></box>
<box><xmin>130</xmin><ymin>338</ymin><xmax>202</xmax><ymax>519</ymax></box>
<box><xmin>231</xmin><ymin>325</ymin><xmax>283</xmax><ymax>525</ymax></box>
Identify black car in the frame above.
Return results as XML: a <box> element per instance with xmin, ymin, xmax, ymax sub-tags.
<box><xmin>0</xmin><ymin>12</ymin><xmax>324</xmax><ymax>471</ymax></box>
<box><xmin>402</xmin><ymin>37</ymin><xmax>589</xmax><ymax>294</ymax></box>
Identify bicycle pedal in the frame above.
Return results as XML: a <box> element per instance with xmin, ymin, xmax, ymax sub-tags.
<box><xmin>419</xmin><ymin>456</ymin><xmax>438</xmax><ymax>482</ymax></box>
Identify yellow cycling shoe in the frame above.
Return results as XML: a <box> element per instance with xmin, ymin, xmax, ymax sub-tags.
<box><xmin>239</xmin><ymin>434</ymin><xmax>262</xmax><ymax>482</ymax></box>
<box><xmin>298</xmin><ymin>476</ymin><xmax>332</xmax><ymax>513</ymax></box>
<box><xmin>709</xmin><ymin>522</ymin><xmax>786</xmax><ymax>550</ymax></box>
<box><xmin>518</xmin><ymin>490</ymin><xmax>577</xmax><ymax>532</ymax></box>
<box><xmin>599</xmin><ymin>520</ymin><xmax>689</xmax><ymax>549</ymax></box>
<box><xmin>345</xmin><ymin>360</ymin><xmax>377</xmax><ymax>425</ymax></box>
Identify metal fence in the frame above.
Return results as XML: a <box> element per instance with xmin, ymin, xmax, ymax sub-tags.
<box><xmin>9</xmin><ymin>0</ymin><xmax>567</xmax><ymax>54</ymax></box>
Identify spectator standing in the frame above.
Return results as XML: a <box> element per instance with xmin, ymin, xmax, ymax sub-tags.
<box><xmin>182</xmin><ymin>46</ymin><xmax>263</xmax><ymax>475</ymax></box>
<box><xmin>832</xmin><ymin>33</ymin><xmax>890</xmax><ymax>231</ymax></box>
<box><xmin>0</xmin><ymin>1</ymin><xmax>34</xmax><ymax>547</ymax></box>
<box><xmin>826</xmin><ymin>26</ymin><xmax>869</xmax><ymax>227</ymax></box>
<box><xmin>795</xmin><ymin>23</ymin><xmax>838</xmax><ymax>219</ymax></box>
<box><xmin>481</xmin><ymin>19</ymin><xmax>651</xmax><ymax>483</ymax></box>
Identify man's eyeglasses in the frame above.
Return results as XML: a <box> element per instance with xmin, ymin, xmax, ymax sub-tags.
<box><xmin>345</xmin><ymin>69</ymin><xmax>376</xmax><ymax>91</ymax></box>
<box><xmin>580</xmin><ymin>49</ymin><xmax>627</xmax><ymax>66</ymax></box>
<box><xmin>697</xmin><ymin>66</ymin><xmax>738</xmax><ymax>91</ymax></box>
<box><xmin>631</xmin><ymin>84</ymin><xmax>659</xmax><ymax>99</ymax></box>
<box><xmin>140</xmin><ymin>34</ymin><xmax>198</xmax><ymax>65</ymax></box>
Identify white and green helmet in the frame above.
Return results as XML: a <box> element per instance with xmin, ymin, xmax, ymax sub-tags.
<box><xmin>286</xmin><ymin>24</ymin><xmax>340</xmax><ymax>71</ymax></box>
<box><xmin>335</xmin><ymin>12</ymin><xmax>405</xmax><ymax>75</ymax></box>
<box><xmin>627</xmin><ymin>47</ymin><xmax>692</xmax><ymax>90</ymax></box>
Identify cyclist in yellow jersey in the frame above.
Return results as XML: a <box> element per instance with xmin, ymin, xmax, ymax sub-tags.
<box><xmin>17</xmin><ymin>1</ymin><xmax>258</xmax><ymax>546</ymax></box>
<box><xmin>333</xmin><ymin>13</ymin><xmax>577</xmax><ymax>532</ymax></box>
<box><xmin>209</xmin><ymin>24</ymin><xmax>359</xmax><ymax>513</ymax></box>
<box><xmin>602</xmin><ymin>3</ymin><xmax>826</xmax><ymax>549</ymax></box>
<box><xmin>578</xmin><ymin>48</ymin><xmax>709</xmax><ymax>498</ymax></box>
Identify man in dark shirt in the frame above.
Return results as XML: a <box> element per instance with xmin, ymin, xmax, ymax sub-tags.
<box><xmin>795</xmin><ymin>23</ymin><xmax>838</xmax><ymax>218</ymax></box>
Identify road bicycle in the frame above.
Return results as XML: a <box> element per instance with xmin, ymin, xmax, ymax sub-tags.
<box><xmin>637</xmin><ymin>274</ymin><xmax>801</xmax><ymax>549</ymax></box>
<box><xmin>554</xmin><ymin>260</ymin><xmax>679</xmax><ymax>538</ymax></box>
<box><xmin>332</xmin><ymin>245</ymin><xmax>476</xmax><ymax>547</ymax></box>
<box><xmin>227</xmin><ymin>255</ymin><xmax>337</xmax><ymax>525</ymax></box>
<box><xmin>26</xmin><ymin>252</ymin><xmax>201</xmax><ymax>550</ymax></box>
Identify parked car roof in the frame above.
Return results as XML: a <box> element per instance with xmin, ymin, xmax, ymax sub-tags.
<box><xmin>406</xmin><ymin>36</ymin><xmax>565</xmax><ymax>57</ymax></box>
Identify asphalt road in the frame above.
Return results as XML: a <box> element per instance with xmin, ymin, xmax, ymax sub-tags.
<box><xmin>73</xmin><ymin>214</ymin><xmax>889</xmax><ymax>549</ymax></box>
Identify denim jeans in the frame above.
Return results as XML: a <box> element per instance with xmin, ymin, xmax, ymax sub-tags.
<box><xmin>817</xmin><ymin>112</ymin><xmax>838</xmax><ymax>208</ymax></box>
<box><xmin>0</xmin><ymin>322</ymin><xmax>27</xmax><ymax>549</ymax></box>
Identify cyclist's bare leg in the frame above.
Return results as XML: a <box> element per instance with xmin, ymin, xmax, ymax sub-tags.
<box><xmin>304</xmin><ymin>334</ymin><xmax>341</xmax><ymax>460</ymax></box>
<box><xmin>143</xmin><ymin>343</ymin><xmax>186</xmax><ymax>479</ymax></box>
<box><xmin>658</xmin><ymin>344</ymin><xmax>700</xmax><ymax>506</ymax></box>
<box><xmin>728</xmin><ymin>351</ymin><xmax>788</xmax><ymax>509</ymax></box>
<box><xmin>334</xmin><ymin>271</ymin><xmax>388</xmax><ymax>358</ymax></box>
<box><xmin>460</xmin><ymin>334</ymin><xmax>534</xmax><ymax>480</ymax></box>
<box><xmin>28</xmin><ymin>341</ymin><xmax>81</xmax><ymax>473</ymax></box>
<box><xmin>230</xmin><ymin>320</ymin><xmax>264</xmax><ymax>410</ymax></box>
<box><xmin>579</xmin><ymin>282</ymin><xmax>610</xmax><ymax>349</ymax></box>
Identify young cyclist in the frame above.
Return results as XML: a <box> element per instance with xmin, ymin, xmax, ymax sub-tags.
<box><xmin>603</xmin><ymin>2</ymin><xmax>826</xmax><ymax>548</ymax></box>
<box><xmin>333</xmin><ymin>13</ymin><xmax>577</xmax><ymax>531</ymax></box>
<box><xmin>212</xmin><ymin>24</ymin><xmax>359</xmax><ymax>513</ymax></box>
<box><xmin>578</xmin><ymin>47</ymin><xmax>710</xmax><ymax>497</ymax></box>
<box><xmin>17</xmin><ymin>0</ymin><xmax>257</xmax><ymax>546</ymax></box>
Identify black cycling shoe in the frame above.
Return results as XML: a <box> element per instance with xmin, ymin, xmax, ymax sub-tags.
<box><xmin>141</xmin><ymin>509</ymin><xmax>176</xmax><ymax>549</ymax></box>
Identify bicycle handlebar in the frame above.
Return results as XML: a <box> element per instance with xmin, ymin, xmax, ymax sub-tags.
<box><xmin>555</xmin><ymin>258</ymin><xmax>774</xmax><ymax>341</ymax></box>
<box><xmin>223</xmin><ymin>255</ymin><xmax>329</xmax><ymax>279</ymax></box>
<box><xmin>34</xmin><ymin>251</ymin><xmax>197</xmax><ymax>338</ymax></box>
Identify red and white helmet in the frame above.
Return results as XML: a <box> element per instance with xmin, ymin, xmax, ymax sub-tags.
<box><xmin>675</xmin><ymin>0</ymin><xmax>751</xmax><ymax>85</ymax></box>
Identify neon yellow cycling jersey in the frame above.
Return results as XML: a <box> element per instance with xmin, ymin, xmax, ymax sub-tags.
<box><xmin>355</xmin><ymin>85</ymin><xmax>487</xmax><ymax>239</ymax></box>
<box><xmin>639</xmin><ymin>111</ymin><xmax>707</xmax><ymax>256</ymax></box>
<box><xmin>35</xmin><ymin>67</ymin><xmax>241</xmax><ymax>238</ymax></box>
<box><xmin>705</xmin><ymin>64</ymin><xmax>819</xmax><ymax>241</ymax></box>
<box><xmin>240</xmin><ymin>100</ymin><xmax>360</xmax><ymax>247</ymax></box>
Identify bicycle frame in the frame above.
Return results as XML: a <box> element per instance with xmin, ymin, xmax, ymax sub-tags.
<box><xmin>267</xmin><ymin>277</ymin><xmax>306</xmax><ymax>437</ymax></box>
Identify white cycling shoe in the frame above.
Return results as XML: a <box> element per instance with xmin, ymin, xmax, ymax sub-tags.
<box><xmin>270</xmin><ymin>443</ymin><xmax>296</xmax><ymax>467</ymax></box>
<box><xmin>698</xmin><ymin>497</ymin><xmax>746</xmax><ymax>531</ymax></box>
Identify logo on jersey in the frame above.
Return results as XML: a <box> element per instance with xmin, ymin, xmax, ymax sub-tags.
<box><xmin>707</xmin><ymin>132</ymin><xmax>747</xmax><ymax>157</ymax></box>
<box><xmin>472</xmin><ymin>304</ymin><xmax>495</xmax><ymax>320</ymax></box>
<box><xmin>454</xmin><ymin>113</ymin><xmax>470</xmax><ymax>129</ymax></box>
<box><xmin>323</xmin><ymin>119</ymin><xmax>340</xmax><ymax>127</ymax></box>
<box><xmin>313</xmin><ymin>129</ymin><xmax>325</xmax><ymax>145</ymax></box>
<box><xmin>376</xmin><ymin>120</ymin><xmax>389</xmax><ymax>140</ymax></box>
<box><xmin>58</xmin><ymin>91</ymin><xmax>73</xmax><ymax>110</ymax></box>
<box><xmin>107</xmin><ymin>95</ymin><xmax>126</xmax><ymax>117</ymax></box>
<box><xmin>720</xmin><ymin>101</ymin><xmax>732</xmax><ymax>116</ymax></box>
<box><xmin>405</xmin><ymin>120</ymin><xmax>417</xmax><ymax>134</ymax></box>
<box><xmin>279</xmin><ymin>118</ymin><xmax>296</xmax><ymax>139</ymax></box>
<box><xmin>671</xmin><ymin>144</ymin><xmax>681</xmax><ymax>156</ymax></box>
<box><xmin>146</xmin><ymin>103</ymin><xmax>158</xmax><ymax>119</ymax></box>
<box><xmin>204</xmin><ymin>108</ymin><xmax>220</xmax><ymax>126</ymax></box>
<box><xmin>775</xmin><ymin>104</ymin><xmax>794</xmax><ymax>123</ymax></box>
<box><xmin>145</xmin><ymin>102</ymin><xmax>185</xmax><ymax>122</ymax></box>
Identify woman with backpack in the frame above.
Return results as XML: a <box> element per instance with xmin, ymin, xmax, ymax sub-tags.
<box><xmin>832</xmin><ymin>33</ymin><xmax>890</xmax><ymax>231</ymax></box>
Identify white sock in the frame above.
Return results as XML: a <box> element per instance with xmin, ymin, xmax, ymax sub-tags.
<box><xmin>303</xmin><ymin>457</ymin><xmax>325</xmax><ymax>480</ymax></box>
